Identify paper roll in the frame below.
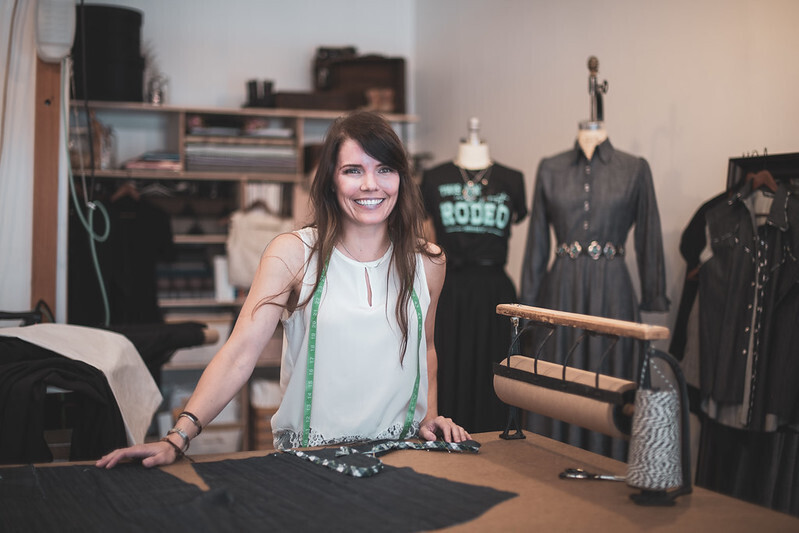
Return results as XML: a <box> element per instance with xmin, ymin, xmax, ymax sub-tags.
<box><xmin>494</xmin><ymin>355</ymin><xmax>637</xmax><ymax>439</ymax></box>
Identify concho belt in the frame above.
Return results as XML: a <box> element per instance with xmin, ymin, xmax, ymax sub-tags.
<box><xmin>556</xmin><ymin>241</ymin><xmax>624</xmax><ymax>260</ymax></box>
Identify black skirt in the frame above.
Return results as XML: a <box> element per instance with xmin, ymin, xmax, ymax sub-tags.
<box><xmin>435</xmin><ymin>265</ymin><xmax>516</xmax><ymax>433</ymax></box>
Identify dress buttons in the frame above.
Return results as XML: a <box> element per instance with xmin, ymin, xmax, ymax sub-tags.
<box><xmin>585</xmin><ymin>166</ymin><xmax>591</xmax><ymax>174</ymax></box>
<box><xmin>584</xmin><ymin>183</ymin><xmax>590</xmax><ymax>192</ymax></box>
<box><xmin>583</xmin><ymin>220</ymin><xmax>589</xmax><ymax>230</ymax></box>
<box><xmin>583</xmin><ymin>201</ymin><xmax>590</xmax><ymax>211</ymax></box>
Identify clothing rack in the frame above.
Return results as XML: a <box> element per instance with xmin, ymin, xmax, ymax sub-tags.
<box><xmin>726</xmin><ymin>151</ymin><xmax>799</xmax><ymax>191</ymax></box>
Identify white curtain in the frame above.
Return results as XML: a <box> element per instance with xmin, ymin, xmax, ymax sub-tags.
<box><xmin>0</xmin><ymin>0</ymin><xmax>36</xmax><ymax>315</ymax></box>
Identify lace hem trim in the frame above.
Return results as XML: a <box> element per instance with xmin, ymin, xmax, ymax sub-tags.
<box><xmin>273</xmin><ymin>421</ymin><xmax>420</xmax><ymax>450</ymax></box>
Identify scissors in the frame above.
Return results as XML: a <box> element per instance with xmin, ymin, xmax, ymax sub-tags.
<box><xmin>559</xmin><ymin>468</ymin><xmax>625</xmax><ymax>482</ymax></box>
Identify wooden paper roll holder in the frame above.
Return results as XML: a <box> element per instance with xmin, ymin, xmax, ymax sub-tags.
<box><xmin>493</xmin><ymin>303</ymin><xmax>670</xmax><ymax>441</ymax></box>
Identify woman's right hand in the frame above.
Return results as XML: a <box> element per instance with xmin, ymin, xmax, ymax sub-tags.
<box><xmin>95</xmin><ymin>439</ymin><xmax>180</xmax><ymax>469</ymax></box>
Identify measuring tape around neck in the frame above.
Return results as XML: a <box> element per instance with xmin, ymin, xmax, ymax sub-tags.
<box><xmin>302</xmin><ymin>257</ymin><xmax>423</xmax><ymax>447</ymax></box>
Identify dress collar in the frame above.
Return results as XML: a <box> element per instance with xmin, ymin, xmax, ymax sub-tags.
<box><xmin>573</xmin><ymin>137</ymin><xmax>614</xmax><ymax>164</ymax></box>
<box><xmin>729</xmin><ymin>180</ymin><xmax>791</xmax><ymax>231</ymax></box>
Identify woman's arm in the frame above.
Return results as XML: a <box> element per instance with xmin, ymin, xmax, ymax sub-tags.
<box><xmin>97</xmin><ymin>233</ymin><xmax>305</xmax><ymax>468</ymax></box>
<box><xmin>417</xmin><ymin>244</ymin><xmax>470</xmax><ymax>443</ymax></box>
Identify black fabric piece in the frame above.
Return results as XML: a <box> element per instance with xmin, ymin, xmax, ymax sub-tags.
<box><xmin>696</xmin><ymin>417</ymin><xmax>799</xmax><ymax>517</ymax></box>
<box><xmin>668</xmin><ymin>191</ymin><xmax>727</xmax><ymax>360</ymax></box>
<box><xmin>0</xmin><ymin>337</ymin><xmax>127</xmax><ymax>464</ymax></box>
<box><xmin>193</xmin><ymin>453</ymin><xmax>517</xmax><ymax>532</ymax></box>
<box><xmin>0</xmin><ymin>453</ymin><xmax>516</xmax><ymax>532</ymax></box>
<box><xmin>0</xmin><ymin>463</ymin><xmax>233</xmax><ymax>533</ymax></box>
<box><xmin>106</xmin><ymin>321</ymin><xmax>209</xmax><ymax>385</ymax></box>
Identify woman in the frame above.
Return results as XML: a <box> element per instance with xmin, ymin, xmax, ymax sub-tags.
<box><xmin>97</xmin><ymin>111</ymin><xmax>470</xmax><ymax>468</ymax></box>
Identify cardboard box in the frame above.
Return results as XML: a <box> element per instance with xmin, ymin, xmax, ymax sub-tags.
<box><xmin>323</xmin><ymin>55</ymin><xmax>406</xmax><ymax>113</ymax></box>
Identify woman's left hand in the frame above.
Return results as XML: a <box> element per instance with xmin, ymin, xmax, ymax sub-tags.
<box><xmin>419</xmin><ymin>415</ymin><xmax>471</xmax><ymax>443</ymax></box>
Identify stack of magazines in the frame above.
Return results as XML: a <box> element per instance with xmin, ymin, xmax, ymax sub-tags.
<box><xmin>123</xmin><ymin>151</ymin><xmax>181</xmax><ymax>171</ymax></box>
<box><xmin>185</xmin><ymin>144</ymin><xmax>297</xmax><ymax>173</ymax></box>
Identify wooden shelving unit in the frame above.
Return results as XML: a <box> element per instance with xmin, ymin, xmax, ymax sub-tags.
<box><xmin>69</xmin><ymin>100</ymin><xmax>417</xmax><ymax>451</ymax></box>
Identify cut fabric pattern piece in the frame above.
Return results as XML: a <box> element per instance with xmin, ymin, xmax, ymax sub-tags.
<box><xmin>0</xmin><ymin>441</ymin><xmax>513</xmax><ymax>532</ymax></box>
<box><xmin>193</xmin><ymin>452</ymin><xmax>516</xmax><ymax>532</ymax></box>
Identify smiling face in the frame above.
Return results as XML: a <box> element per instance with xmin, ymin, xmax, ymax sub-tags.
<box><xmin>334</xmin><ymin>138</ymin><xmax>400</xmax><ymax>230</ymax></box>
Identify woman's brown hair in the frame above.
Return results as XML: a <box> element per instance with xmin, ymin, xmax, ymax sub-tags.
<box><xmin>256</xmin><ymin>111</ymin><xmax>440</xmax><ymax>361</ymax></box>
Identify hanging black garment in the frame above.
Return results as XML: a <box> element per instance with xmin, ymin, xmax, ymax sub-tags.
<box><xmin>699</xmin><ymin>181</ymin><xmax>799</xmax><ymax>429</ymax></box>
<box><xmin>669</xmin><ymin>191</ymin><xmax>727</xmax><ymax>362</ymax></box>
<box><xmin>68</xmin><ymin>195</ymin><xmax>174</xmax><ymax>326</ymax></box>
<box><xmin>0</xmin><ymin>336</ymin><xmax>127</xmax><ymax>464</ymax></box>
<box><xmin>697</xmin><ymin>418</ymin><xmax>799</xmax><ymax>517</ymax></box>
<box><xmin>421</xmin><ymin>162</ymin><xmax>527</xmax><ymax>432</ymax></box>
<box><xmin>695</xmin><ymin>180</ymin><xmax>799</xmax><ymax>517</ymax></box>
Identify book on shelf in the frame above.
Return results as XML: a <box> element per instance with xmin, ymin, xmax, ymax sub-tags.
<box><xmin>123</xmin><ymin>151</ymin><xmax>181</xmax><ymax>171</ymax></box>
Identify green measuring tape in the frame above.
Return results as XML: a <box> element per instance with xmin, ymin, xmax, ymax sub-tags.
<box><xmin>302</xmin><ymin>258</ymin><xmax>423</xmax><ymax>447</ymax></box>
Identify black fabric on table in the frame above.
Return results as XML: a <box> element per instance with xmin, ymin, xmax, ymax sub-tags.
<box><xmin>193</xmin><ymin>453</ymin><xmax>516</xmax><ymax>532</ymax></box>
<box><xmin>0</xmin><ymin>337</ymin><xmax>127</xmax><ymax>464</ymax></box>
<box><xmin>0</xmin><ymin>453</ymin><xmax>516</xmax><ymax>532</ymax></box>
<box><xmin>0</xmin><ymin>463</ymin><xmax>233</xmax><ymax>533</ymax></box>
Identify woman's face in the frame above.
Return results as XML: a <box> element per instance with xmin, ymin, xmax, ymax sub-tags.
<box><xmin>334</xmin><ymin>138</ymin><xmax>400</xmax><ymax>229</ymax></box>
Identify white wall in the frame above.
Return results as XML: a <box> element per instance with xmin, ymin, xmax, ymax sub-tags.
<box><xmin>415</xmin><ymin>0</ymin><xmax>799</xmax><ymax>333</ymax></box>
<box><xmin>94</xmin><ymin>0</ymin><xmax>416</xmax><ymax>108</ymax></box>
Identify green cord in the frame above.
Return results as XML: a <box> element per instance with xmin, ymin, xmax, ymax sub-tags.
<box><xmin>61</xmin><ymin>57</ymin><xmax>111</xmax><ymax>325</ymax></box>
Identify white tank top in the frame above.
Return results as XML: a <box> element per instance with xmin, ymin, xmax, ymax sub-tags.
<box><xmin>271</xmin><ymin>227</ymin><xmax>430</xmax><ymax>449</ymax></box>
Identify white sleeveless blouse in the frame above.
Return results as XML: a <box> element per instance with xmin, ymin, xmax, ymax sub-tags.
<box><xmin>271</xmin><ymin>227</ymin><xmax>430</xmax><ymax>449</ymax></box>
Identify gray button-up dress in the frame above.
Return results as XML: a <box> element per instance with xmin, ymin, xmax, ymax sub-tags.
<box><xmin>519</xmin><ymin>139</ymin><xmax>669</xmax><ymax>460</ymax></box>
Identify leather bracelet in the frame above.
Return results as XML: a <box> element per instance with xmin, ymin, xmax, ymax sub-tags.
<box><xmin>178</xmin><ymin>411</ymin><xmax>203</xmax><ymax>436</ymax></box>
<box><xmin>167</xmin><ymin>427</ymin><xmax>190</xmax><ymax>452</ymax></box>
<box><xmin>160</xmin><ymin>437</ymin><xmax>184</xmax><ymax>459</ymax></box>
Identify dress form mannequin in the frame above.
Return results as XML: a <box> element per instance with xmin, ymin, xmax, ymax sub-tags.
<box><xmin>420</xmin><ymin>118</ymin><xmax>527</xmax><ymax>433</ymax></box>
<box><xmin>520</xmin><ymin>56</ymin><xmax>669</xmax><ymax>463</ymax></box>
<box><xmin>577</xmin><ymin>120</ymin><xmax>608</xmax><ymax>160</ymax></box>
<box><xmin>455</xmin><ymin>117</ymin><xmax>492</xmax><ymax>170</ymax></box>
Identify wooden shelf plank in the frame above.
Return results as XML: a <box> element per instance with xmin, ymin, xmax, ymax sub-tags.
<box><xmin>71</xmin><ymin>100</ymin><xmax>418</xmax><ymax>123</ymax></box>
<box><xmin>70</xmin><ymin>168</ymin><xmax>304</xmax><ymax>183</ymax></box>
<box><xmin>173</xmin><ymin>234</ymin><xmax>227</xmax><ymax>245</ymax></box>
<box><xmin>159</xmin><ymin>298</ymin><xmax>245</xmax><ymax>308</ymax></box>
